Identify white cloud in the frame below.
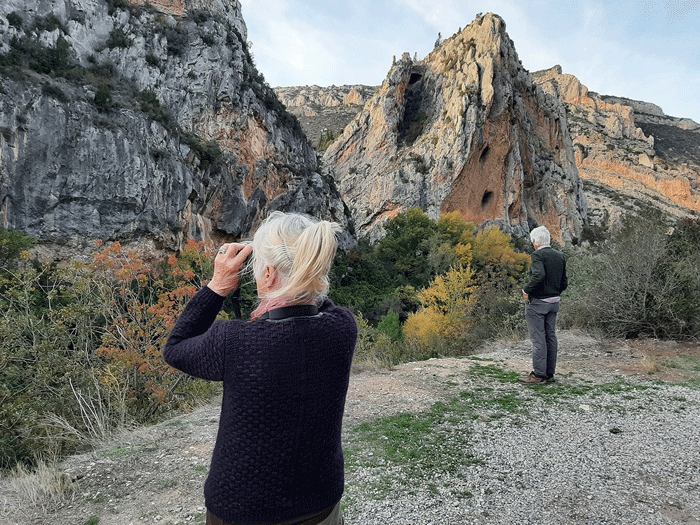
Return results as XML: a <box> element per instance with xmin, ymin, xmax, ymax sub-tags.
<box><xmin>240</xmin><ymin>0</ymin><xmax>398</xmax><ymax>86</ymax></box>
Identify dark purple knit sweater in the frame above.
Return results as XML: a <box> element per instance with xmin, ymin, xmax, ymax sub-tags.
<box><xmin>164</xmin><ymin>286</ymin><xmax>357</xmax><ymax>524</ymax></box>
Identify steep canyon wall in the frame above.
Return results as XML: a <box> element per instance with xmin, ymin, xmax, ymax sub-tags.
<box><xmin>0</xmin><ymin>0</ymin><xmax>349</xmax><ymax>259</ymax></box>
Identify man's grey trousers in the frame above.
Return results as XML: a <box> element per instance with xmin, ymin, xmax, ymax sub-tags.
<box><xmin>526</xmin><ymin>298</ymin><xmax>560</xmax><ymax>377</ymax></box>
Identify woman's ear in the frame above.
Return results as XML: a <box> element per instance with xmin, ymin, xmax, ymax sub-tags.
<box><xmin>264</xmin><ymin>265</ymin><xmax>279</xmax><ymax>288</ymax></box>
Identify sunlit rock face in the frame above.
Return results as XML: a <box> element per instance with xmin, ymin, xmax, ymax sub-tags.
<box><xmin>274</xmin><ymin>85</ymin><xmax>378</xmax><ymax>145</ymax></box>
<box><xmin>534</xmin><ymin>66</ymin><xmax>700</xmax><ymax>230</ymax></box>
<box><xmin>0</xmin><ymin>0</ymin><xmax>349</xmax><ymax>260</ymax></box>
<box><xmin>323</xmin><ymin>14</ymin><xmax>587</xmax><ymax>244</ymax></box>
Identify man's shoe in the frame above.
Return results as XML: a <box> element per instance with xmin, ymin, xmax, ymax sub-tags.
<box><xmin>543</xmin><ymin>375</ymin><xmax>556</xmax><ymax>383</ymax></box>
<box><xmin>518</xmin><ymin>371</ymin><xmax>545</xmax><ymax>384</ymax></box>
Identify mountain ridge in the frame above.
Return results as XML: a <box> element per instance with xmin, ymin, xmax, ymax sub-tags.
<box><xmin>319</xmin><ymin>14</ymin><xmax>587</xmax><ymax>244</ymax></box>
<box><xmin>278</xmin><ymin>60</ymin><xmax>700</xmax><ymax>235</ymax></box>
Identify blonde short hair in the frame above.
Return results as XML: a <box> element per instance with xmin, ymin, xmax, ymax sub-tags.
<box><xmin>251</xmin><ymin>211</ymin><xmax>341</xmax><ymax>303</ymax></box>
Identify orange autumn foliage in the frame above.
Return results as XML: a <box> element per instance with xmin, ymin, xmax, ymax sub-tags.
<box><xmin>93</xmin><ymin>239</ymin><xmax>214</xmax><ymax>419</ymax></box>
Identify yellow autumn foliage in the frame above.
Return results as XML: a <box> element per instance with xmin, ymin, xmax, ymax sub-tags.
<box><xmin>472</xmin><ymin>227</ymin><xmax>530</xmax><ymax>276</ymax></box>
<box><xmin>436</xmin><ymin>212</ymin><xmax>529</xmax><ymax>278</ymax></box>
<box><xmin>404</xmin><ymin>264</ymin><xmax>477</xmax><ymax>352</ymax></box>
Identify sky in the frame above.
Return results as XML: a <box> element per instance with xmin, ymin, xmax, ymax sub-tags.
<box><xmin>238</xmin><ymin>0</ymin><xmax>700</xmax><ymax>123</ymax></box>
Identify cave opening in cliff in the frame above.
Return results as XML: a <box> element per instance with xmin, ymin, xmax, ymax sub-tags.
<box><xmin>481</xmin><ymin>190</ymin><xmax>494</xmax><ymax>208</ymax></box>
<box><xmin>479</xmin><ymin>145</ymin><xmax>490</xmax><ymax>163</ymax></box>
<box><xmin>398</xmin><ymin>73</ymin><xmax>429</xmax><ymax>147</ymax></box>
<box><xmin>409</xmin><ymin>73</ymin><xmax>423</xmax><ymax>85</ymax></box>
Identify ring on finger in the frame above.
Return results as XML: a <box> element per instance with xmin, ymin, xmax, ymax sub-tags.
<box><xmin>218</xmin><ymin>247</ymin><xmax>227</xmax><ymax>254</ymax></box>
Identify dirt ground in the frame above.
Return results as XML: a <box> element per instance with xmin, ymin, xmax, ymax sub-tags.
<box><xmin>1</xmin><ymin>331</ymin><xmax>698</xmax><ymax>525</ymax></box>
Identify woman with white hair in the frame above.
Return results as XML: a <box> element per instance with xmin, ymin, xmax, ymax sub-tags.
<box><xmin>165</xmin><ymin>211</ymin><xmax>357</xmax><ymax>525</ymax></box>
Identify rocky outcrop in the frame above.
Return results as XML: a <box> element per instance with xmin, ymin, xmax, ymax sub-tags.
<box><xmin>533</xmin><ymin>66</ymin><xmax>700</xmax><ymax>229</ymax></box>
<box><xmin>274</xmin><ymin>85</ymin><xmax>378</xmax><ymax>146</ymax></box>
<box><xmin>322</xmin><ymin>14</ymin><xmax>587</xmax><ymax>244</ymax></box>
<box><xmin>0</xmin><ymin>0</ymin><xmax>349</xmax><ymax>259</ymax></box>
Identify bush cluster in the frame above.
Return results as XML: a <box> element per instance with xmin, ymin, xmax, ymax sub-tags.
<box><xmin>564</xmin><ymin>216</ymin><xmax>700</xmax><ymax>340</ymax></box>
<box><xmin>164</xmin><ymin>26</ymin><xmax>190</xmax><ymax>57</ymax></box>
<box><xmin>1</xmin><ymin>35</ymin><xmax>73</xmax><ymax>77</ymax></box>
<box><xmin>138</xmin><ymin>89</ymin><xmax>174</xmax><ymax>130</ymax></box>
<box><xmin>330</xmin><ymin>209</ymin><xmax>531</xmax><ymax>356</ymax></box>
<box><xmin>182</xmin><ymin>135</ymin><xmax>224</xmax><ymax>172</ymax></box>
<box><xmin>0</xmin><ymin>238</ymin><xmax>221</xmax><ymax>470</ymax></box>
<box><xmin>6</xmin><ymin>12</ymin><xmax>22</xmax><ymax>29</ymax></box>
<box><xmin>106</xmin><ymin>27</ymin><xmax>131</xmax><ymax>49</ymax></box>
<box><xmin>344</xmin><ymin>211</ymin><xmax>700</xmax><ymax>368</ymax></box>
<box><xmin>317</xmin><ymin>129</ymin><xmax>339</xmax><ymax>151</ymax></box>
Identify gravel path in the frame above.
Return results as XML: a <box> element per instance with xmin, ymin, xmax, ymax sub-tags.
<box><xmin>343</xmin><ymin>334</ymin><xmax>700</xmax><ymax>524</ymax></box>
<box><xmin>345</xmin><ymin>371</ymin><xmax>700</xmax><ymax>524</ymax></box>
<box><xmin>1</xmin><ymin>332</ymin><xmax>699</xmax><ymax>524</ymax></box>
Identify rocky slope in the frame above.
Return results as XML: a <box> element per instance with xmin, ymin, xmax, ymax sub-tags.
<box><xmin>274</xmin><ymin>85</ymin><xmax>377</xmax><ymax>146</ymax></box>
<box><xmin>321</xmin><ymin>14</ymin><xmax>587</xmax><ymax>244</ymax></box>
<box><xmin>533</xmin><ymin>66</ymin><xmax>700</xmax><ymax>230</ymax></box>
<box><xmin>0</xmin><ymin>0</ymin><xmax>349</xmax><ymax>259</ymax></box>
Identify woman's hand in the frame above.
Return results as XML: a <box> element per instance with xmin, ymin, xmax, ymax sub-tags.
<box><xmin>207</xmin><ymin>242</ymin><xmax>253</xmax><ymax>297</ymax></box>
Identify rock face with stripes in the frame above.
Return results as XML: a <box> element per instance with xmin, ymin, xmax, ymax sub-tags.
<box><xmin>323</xmin><ymin>13</ymin><xmax>587</xmax><ymax>244</ymax></box>
<box><xmin>534</xmin><ymin>65</ymin><xmax>700</xmax><ymax>230</ymax></box>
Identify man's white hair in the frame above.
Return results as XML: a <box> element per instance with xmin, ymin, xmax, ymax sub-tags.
<box><xmin>530</xmin><ymin>226</ymin><xmax>551</xmax><ymax>246</ymax></box>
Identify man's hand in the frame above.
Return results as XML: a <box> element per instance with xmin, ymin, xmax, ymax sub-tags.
<box><xmin>522</xmin><ymin>290</ymin><xmax>529</xmax><ymax>302</ymax></box>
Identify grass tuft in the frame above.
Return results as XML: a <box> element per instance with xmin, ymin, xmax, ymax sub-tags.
<box><xmin>8</xmin><ymin>461</ymin><xmax>75</xmax><ymax>514</ymax></box>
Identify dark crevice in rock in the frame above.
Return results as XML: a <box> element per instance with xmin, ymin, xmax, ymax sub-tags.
<box><xmin>398</xmin><ymin>69</ymin><xmax>430</xmax><ymax>147</ymax></box>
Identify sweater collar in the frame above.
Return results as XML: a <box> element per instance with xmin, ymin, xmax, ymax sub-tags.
<box><xmin>257</xmin><ymin>304</ymin><xmax>319</xmax><ymax>320</ymax></box>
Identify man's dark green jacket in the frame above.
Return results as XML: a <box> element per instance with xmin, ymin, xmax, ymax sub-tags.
<box><xmin>523</xmin><ymin>246</ymin><xmax>568</xmax><ymax>299</ymax></box>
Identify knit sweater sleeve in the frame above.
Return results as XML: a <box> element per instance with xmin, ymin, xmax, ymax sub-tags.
<box><xmin>163</xmin><ymin>286</ymin><xmax>231</xmax><ymax>381</ymax></box>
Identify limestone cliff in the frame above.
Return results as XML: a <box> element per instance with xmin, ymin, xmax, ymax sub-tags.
<box><xmin>533</xmin><ymin>66</ymin><xmax>700</xmax><ymax>229</ymax></box>
<box><xmin>0</xmin><ymin>0</ymin><xmax>349</xmax><ymax>259</ymax></box>
<box><xmin>322</xmin><ymin>14</ymin><xmax>587</xmax><ymax>244</ymax></box>
<box><xmin>274</xmin><ymin>85</ymin><xmax>378</xmax><ymax>146</ymax></box>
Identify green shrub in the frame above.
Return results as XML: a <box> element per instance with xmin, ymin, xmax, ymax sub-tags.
<box><xmin>182</xmin><ymin>135</ymin><xmax>223</xmax><ymax>172</ymax></box>
<box><xmin>164</xmin><ymin>26</ymin><xmax>189</xmax><ymax>56</ymax></box>
<box><xmin>94</xmin><ymin>84</ymin><xmax>113</xmax><ymax>112</ymax></box>
<box><xmin>138</xmin><ymin>89</ymin><xmax>174</xmax><ymax>129</ymax></box>
<box><xmin>565</xmin><ymin>216</ymin><xmax>700</xmax><ymax>339</ymax></box>
<box><xmin>41</xmin><ymin>83</ymin><xmax>68</xmax><ymax>102</ymax></box>
<box><xmin>352</xmin><ymin>315</ymin><xmax>431</xmax><ymax>369</ymax></box>
<box><xmin>145</xmin><ymin>54</ymin><xmax>161</xmax><ymax>69</ymax></box>
<box><xmin>377</xmin><ymin>310</ymin><xmax>403</xmax><ymax>341</ymax></box>
<box><xmin>0</xmin><ymin>229</ymin><xmax>35</xmax><ymax>267</ymax></box>
<box><xmin>317</xmin><ymin>129</ymin><xmax>338</xmax><ymax>151</ymax></box>
<box><xmin>6</xmin><ymin>12</ymin><xmax>22</xmax><ymax>29</ymax></box>
<box><xmin>32</xmin><ymin>14</ymin><xmax>67</xmax><ymax>34</ymax></box>
<box><xmin>13</xmin><ymin>35</ymin><xmax>73</xmax><ymax>76</ymax></box>
<box><xmin>106</xmin><ymin>28</ymin><xmax>131</xmax><ymax>49</ymax></box>
<box><xmin>0</xmin><ymin>48</ymin><xmax>23</xmax><ymax>68</ymax></box>
<box><xmin>89</xmin><ymin>62</ymin><xmax>116</xmax><ymax>79</ymax></box>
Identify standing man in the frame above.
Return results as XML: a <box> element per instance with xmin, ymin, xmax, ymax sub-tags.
<box><xmin>519</xmin><ymin>226</ymin><xmax>568</xmax><ymax>384</ymax></box>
